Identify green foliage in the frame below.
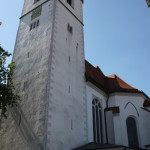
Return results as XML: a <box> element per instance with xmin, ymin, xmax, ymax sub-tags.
<box><xmin>0</xmin><ymin>22</ymin><xmax>2</xmax><ymax>25</ymax></box>
<box><xmin>0</xmin><ymin>46</ymin><xmax>20</xmax><ymax>119</ymax></box>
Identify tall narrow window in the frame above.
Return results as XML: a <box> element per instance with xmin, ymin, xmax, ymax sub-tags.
<box><xmin>68</xmin><ymin>24</ymin><xmax>73</xmax><ymax>34</ymax></box>
<box><xmin>92</xmin><ymin>98</ymin><xmax>103</xmax><ymax>144</ymax></box>
<box><xmin>30</xmin><ymin>24</ymin><xmax>33</xmax><ymax>31</ymax></box>
<box><xmin>23</xmin><ymin>82</ymin><xmax>26</xmax><ymax>91</ymax></box>
<box><xmin>37</xmin><ymin>20</ymin><xmax>39</xmax><ymax>26</ymax></box>
<box><xmin>34</xmin><ymin>0</ymin><xmax>40</xmax><ymax>4</ymax></box>
<box><xmin>33</xmin><ymin>22</ymin><xmax>36</xmax><ymax>29</ymax></box>
<box><xmin>27</xmin><ymin>52</ymin><xmax>29</xmax><ymax>58</ymax></box>
<box><xmin>30</xmin><ymin>20</ymin><xmax>40</xmax><ymax>31</ymax></box>
<box><xmin>68</xmin><ymin>86</ymin><xmax>70</xmax><ymax>93</ymax></box>
<box><xmin>76</xmin><ymin>43</ymin><xmax>78</xmax><ymax>53</ymax></box>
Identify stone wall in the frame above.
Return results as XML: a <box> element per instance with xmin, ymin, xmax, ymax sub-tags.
<box><xmin>0</xmin><ymin>0</ymin><xmax>55</xmax><ymax>149</ymax></box>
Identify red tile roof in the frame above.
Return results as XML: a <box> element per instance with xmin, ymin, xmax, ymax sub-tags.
<box><xmin>85</xmin><ymin>60</ymin><xmax>106</xmax><ymax>90</ymax></box>
<box><xmin>85</xmin><ymin>60</ymin><xmax>148</xmax><ymax>97</ymax></box>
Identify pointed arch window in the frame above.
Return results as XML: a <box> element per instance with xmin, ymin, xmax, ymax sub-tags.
<box><xmin>92</xmin><ymin>98</ymin><xmax>103</xmax><ymax>144</ymax></box>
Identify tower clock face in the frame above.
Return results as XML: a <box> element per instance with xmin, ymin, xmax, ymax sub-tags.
<box><xmin>31</xmin><ymin>6</ymin><xmax>42</xmax><ymax>20</ymax></box>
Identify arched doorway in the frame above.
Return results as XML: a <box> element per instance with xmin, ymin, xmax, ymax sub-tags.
<box><xmin>92</xmin><ymin>98</ymin><xmax>103</xmax><ymax>144</ymax></box>
<box><xmin>126</xmin><ymin>117</ymin><xmax>139</xmax><ymax>149</ymax></box>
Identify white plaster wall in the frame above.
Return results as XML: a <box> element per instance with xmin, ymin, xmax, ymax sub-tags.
<box><xmin>113</xmin><ymin>114</ymin><xmax>123</xmax><ymax>145</ymax></box>
<box><xmin>60</xmin><ymin>0</ymin><xmax>83</xmax><ymax>22</ymax></box>
<box><xmin>0</xmin><ymin>0</ymin><xmax>55</xmax><ymax>150</ymax></box>
<box><xmin>86</xmin><ymin>82</ymin><xmax>107</xmax><ymax>144</ymax></box>
<box><xmin>139</xmin><ymin>108</ymin><xmax>150</xmax><ymax>148</ymax></box>
<box><xmin>108</xmin><ymin>93</ymin><xmax>116</xmax><ymax>107</ymax></box>
<box><xmin>45</xmin><ymin>0</ymin><xmax>87</xmax><ymax>150</ymax></box>
<box><xmin>110</xmin><ymin>92</ymin><xmax>150</xmax><ymax>149</ymax></box>
<box><xmin>106</xmin><ymin>111</ymin><xmax>115</xmax><ymax>144</ymax></box>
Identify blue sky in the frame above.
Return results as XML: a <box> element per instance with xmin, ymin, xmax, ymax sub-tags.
<box><xmin>0</xmin><ymin>0</ymin><xmax>150</xmax><ymax>97</ymax></box>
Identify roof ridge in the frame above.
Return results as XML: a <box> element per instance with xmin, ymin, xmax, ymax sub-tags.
<box><xmin>108</xmin><ymin>74</ymin><xmax>117</xmax><ymax>78</ymax></box>
<box><xmin>85</xmin><ymin>59</ymin><xmax>148</xmax><ymax>98</ymax></box>
<box><xmin>115</xmin><ymin>75</ymin><xmax>137</xmax><ymax>90</ymax></box>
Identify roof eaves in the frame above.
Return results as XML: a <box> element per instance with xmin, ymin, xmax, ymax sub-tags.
<box><xmin>85</xmin><ymin>73</ymin><xmax>108</xmax><ymax>93</ymax></box>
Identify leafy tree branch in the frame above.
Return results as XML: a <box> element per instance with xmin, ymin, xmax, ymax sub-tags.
<box><xmin>0</xmin><ymin>46</ymin><xmax>20</xmax><ymax>119</ymax></box>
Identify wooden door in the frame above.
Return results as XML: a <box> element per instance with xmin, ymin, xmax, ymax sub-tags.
<box><xmin>126</xmin><ymin>117</ymin><xmax>139</xmax><ymax>149</ymax></box>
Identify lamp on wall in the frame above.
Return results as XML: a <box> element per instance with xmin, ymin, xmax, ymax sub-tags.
<box><xmin>146</xmin><ymin>0</ymin><xmax>150</xmax><ymax>7</ymax></box>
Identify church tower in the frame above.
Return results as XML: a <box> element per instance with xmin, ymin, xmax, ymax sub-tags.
<box><xmin>0</xmin><ymin>0</ymin><xmax>87</xmax><ymax>150</ymax></box>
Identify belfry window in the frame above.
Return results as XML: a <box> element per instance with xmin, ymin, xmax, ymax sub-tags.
<box><xmin>67</xmin><ymin>0</ymin><xmax>74</xmax><ymax>8</ymax></box>
<box><xmin>67</xmin><ymin>0</ymin><xmax>72</xmax><ymax>5</ymax></box>
<box><xmin>34</xmin><ymin>0</ymin><xmax>40</xmax><ymax>4</ymax></box>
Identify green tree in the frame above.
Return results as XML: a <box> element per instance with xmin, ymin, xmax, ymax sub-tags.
<box><xmin>0</xmin><ymin>46</ymin><xmax>20</xmax><ymax>118</ymax></box>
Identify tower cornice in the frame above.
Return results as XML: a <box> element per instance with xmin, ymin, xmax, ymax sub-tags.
<box><xmin>20</xmin><ymin>0</ymin><xmax>50</xmax><ymax>19</ymax></box>
<box><xmin>20</xmin><ymin>0</ymin><xmax>84</xmax><ymax>26</ymax></box>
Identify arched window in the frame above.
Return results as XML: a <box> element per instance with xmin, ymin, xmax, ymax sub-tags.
<box><xmin>126</xmin><ymin>117</ymin><xmax>139</xmax><ymax>149</ymax></box>
<box><xmin>92</xmin><ymin>98</ymin><xmax>103</xmax><ymax>144</ymax></box>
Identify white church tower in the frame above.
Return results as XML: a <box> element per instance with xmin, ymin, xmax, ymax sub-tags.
<box><xmin>0</xmin><ymin>0</ymin><xmax>87</xmax><ymax>150</ymax></box>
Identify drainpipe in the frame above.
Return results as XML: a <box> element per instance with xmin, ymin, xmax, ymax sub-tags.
<box><xmin>104</xmin><ymin>94</ymin><xmax>109</xmax><ymax>144</ymax></box>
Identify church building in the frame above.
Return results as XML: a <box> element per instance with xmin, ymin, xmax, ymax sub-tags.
<box><xmin>0</xmin><ymin>0</ymin><xmax>150</xmax><ymax>150</ymax></box>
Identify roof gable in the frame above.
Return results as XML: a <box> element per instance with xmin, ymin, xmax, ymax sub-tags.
<box><xmin>85</xmin><ymin>60</ymin><xmax>148</xmax><ymax>98</ymax></box>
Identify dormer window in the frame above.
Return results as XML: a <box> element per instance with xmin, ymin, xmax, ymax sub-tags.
<box><xmin>67</xmin><ymin>0</ymin><xmax>74</xmax><ymax>8</ymax></box>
